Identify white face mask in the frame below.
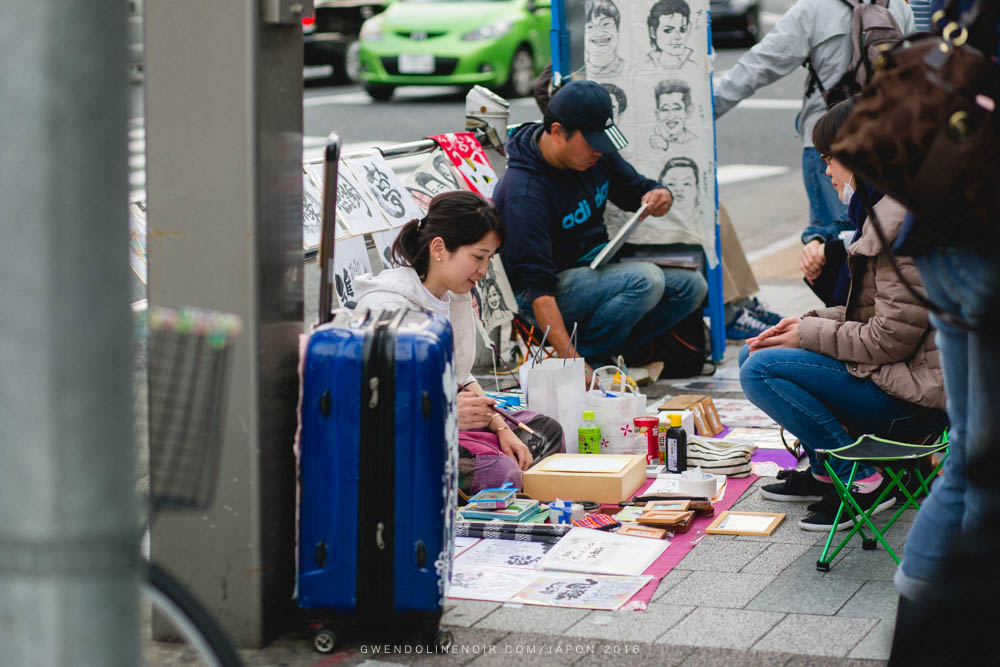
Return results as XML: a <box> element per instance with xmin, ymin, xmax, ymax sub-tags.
<box><xmin>840</xmin><ymin>175</ymin><xmax>855</xmax><ymax>205</ymax></box>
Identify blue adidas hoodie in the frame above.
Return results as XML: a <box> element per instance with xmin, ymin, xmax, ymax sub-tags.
<box><xmin>494</xmin><ymin>122</ymin><xmax>665</xmax><ymax>304</ymax></box>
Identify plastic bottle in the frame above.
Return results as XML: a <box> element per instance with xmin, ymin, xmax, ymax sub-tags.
<box><xmin>665</xmin><ymin>413</ymin><xmax>688</xmax><ymax>473</ymax></box>
<box><xmin>578</xmin><ymin>410</ymin><xmax>601</xmax><ymax>454</ymax></box>
<box><xmin>658</xmin><ymin>422</ymin><xmax>668</xmax><ymax>466</ymax></box>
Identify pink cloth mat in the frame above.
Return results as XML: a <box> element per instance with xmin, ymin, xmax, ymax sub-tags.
<box><xmin>624</xmin><ymin>474</ymin><xmax>758</xmax><ymax>611</ymax></box>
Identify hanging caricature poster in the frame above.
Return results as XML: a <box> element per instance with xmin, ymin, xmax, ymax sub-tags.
<box><xmin>429</xmin><ymin>132</ymin><xmax>499</xmax><ymax>199</ymax></box>
<box><xmin>370</xmin><ymin>228</ymin><xmax>402</xmax><ymax>272</ymax></box>
<box><xmin>405</xmin><ymin>149</ymin><xmax>465</xmax><ymax>209</ymax></box>
<box><xmin>584</xmin><ymin>0</ymin><xmax>718</xmax><ymax>267</ymax></box>
<box><xmin>332</xmin><ymin>234</ymin><xmax>374</xmax><ymax>307</ymax></box>
<box><xmin>302</xmin><ymin>171</ymin><xmax>353</xmax><ymax>253</ymax></box>
<box><xmin>345</xmin><ymin>152</ymin><xmax>424</xmax><ymax>228</ymax></box>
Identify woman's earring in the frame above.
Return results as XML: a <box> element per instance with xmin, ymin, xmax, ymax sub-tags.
<box><xmin>436</xmin><ymin>256</ymin><xmax>442</xmax><ymax>262</ymax></box>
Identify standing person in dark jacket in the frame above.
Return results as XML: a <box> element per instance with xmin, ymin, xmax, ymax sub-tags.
<box><xmin>494</xmin><ymin>80</ymin><xmax>707</xmax><ymax>371</ymax></box>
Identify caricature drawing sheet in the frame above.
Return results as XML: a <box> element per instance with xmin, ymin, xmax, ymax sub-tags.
<box><xmin>331</xmin><ymin>234</ymin><xmax>373</xmax><ymax>307</ymax></box>
<box><xmin>455</xmin><ymin>538</ymin><xmax>552</xmax><ymax>570</ymax></box>
<box><xmin>510</xmin><ymin>573</ymin><xmax>653</xmax><ymax>610</ymax></box>
<box><xmin>535</xmin><ymin>527</ymin><xmax>668</xmax><ymax>576</ymax></box>
<box><xmin>346</xmin><ymin>153</ymin><xmax>424</xmax><ymax>228</ymax></box>
<box><xmin>585</xmin><ymin>0</ymin><xmax>718</xmax><ymax>266</ymax></box>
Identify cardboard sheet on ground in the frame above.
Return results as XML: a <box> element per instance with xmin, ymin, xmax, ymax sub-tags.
<box><xmin>535</xmin><ymin>527</ymin><xmax>669</xmax><ymax>576</ymax></box>
<box><xmin>455</xmin><ymin>538</ymin><xmax>551</xmax><ymax>570</ymax></box>
<box><xmin>509</xmin><ymin>573</ymin><xmax>653</xmax><ymax>611</ymax></box>
<box><xmin>712</xmin><ymin>398</ymin><xmax>779</xmax><ymax>429</ymax></box>
<box><xmin>448</xmin><ymin>563</ymin><xmax>542</xmax><ymax>602</ymax></box>
<box><xmin>725</xmin><ymin>426</ymin><xmax>797</xmax><ymax>450</ymax></box>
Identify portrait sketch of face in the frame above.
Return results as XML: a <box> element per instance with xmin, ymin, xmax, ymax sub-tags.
<box><xmin>601</xmin><ymin>83</ymin><xmax>628</xmax><ymax>122</ymax></box>
<box><xmin>647</xmin><ymin>0</ymin><xmax>694</xmax><ymax>69</ymax></box>
<box><xmin>656</xmin><ymin>80</ymin><xmax>692</xmax><ymax>138</ymax></box>
<box><xmin>415</xmin><ymin>171</ymin><xmax>452</xmax><ymax>196</ymax></box>
<box><xmin>585</xmin><ymin>0</ymin><xmax>624</xmax><ymax>75</ymax></box>
<box><xmin>659</xmin><ymin>157</ymin><xmax>700</xmax><ymax>220</ymax></box>
<box><xmin>406</xmin><ymin>185</ymin><xmax>433</xmax><ymax>211</ymax></box>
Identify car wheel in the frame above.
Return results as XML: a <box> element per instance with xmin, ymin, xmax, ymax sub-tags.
<box><xmin>331</xmin><ymin>40</ymin><xmax>362</xmax><ymax>85</ymax></box>
<box><xmin>502</xmin><ymin>46</ymin><xmax>534</xmax><ymax>99</ymax></box>
<box><xmin>742</xmin><ymin>6</ymin><xmax>761</xmax><ymax>46</ymax></box>
<box><xmin>363</xmin><ymin>83</ymin><xmax>395</xmax><ymax>102</ymax></box>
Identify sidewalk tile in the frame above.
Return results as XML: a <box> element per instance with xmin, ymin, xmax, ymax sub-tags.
<box><xmin>739</xmin><ymin>543</ymin><xmax>813</xmax><ymax>576</ymax></box>
<box><xmin>746</xmin><ymin>570</ymin><xmax>864</xmax><ymax>615</ymax></box>
<box><xmin>474</xmin><ymin>604</ymin><xmax>589</xmax><ymax>634</ymax></box>
<box><xmin>465</xmin><ymin>633</ymin><xmax>589</xmax><ymax>667</ymax></box>
<box><xmin>652</xmin><ymin>569</ymin><xmax>693</xmax><ymax>602</ymax></box>
<box><xmin>658</xmin><ymin>607</ymin><xmax>785</xmax><ymax>649</ymax></box>
<box><xmin>563</xmin><ymin>603</ymin><xmax>692</xmax><ymax>642</ymax></box>
<box><xmin>574</xmin><ymin>642</ymin><xmax>693</xmax><ymax>666</ymax></box>
<box><xmin>673</xmin><ymin>537</ymin><xmax>770</xmax><ymax>572</ymax></box>
<box><xmin>444</xmin><ymin>600</ymin><xmax>501</xmax><ymax>628</ymax></box>
<box><xmin>753</xmin><ymin>614</ymin><xmax>877</xmax><ymax>657</ymax></box>
<box><xmin>825</xmin><ymin>546</ymin><xmax>901</xmax><ymax>581</ymax></box>
<box><xmin>847</xmin><ymin>619</ymin><xmax>894</xmax><ymax>661</ymax></box>
<box><xmin>837</xmin><ymin>581</ymin><xmax>899</xmax><ymax>619</ymax></box>
<box><xmin>675</xmin><ymin>647</ymin><xmax>799</xmax><ymax>666</ymax></box>
<box><xmin>659</xmin><ymin>571</ymin><xmax>775</xmax><ymax>608</ymax></box>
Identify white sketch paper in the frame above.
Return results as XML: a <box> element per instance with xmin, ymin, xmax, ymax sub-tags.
<box><xmin>332</xmin><ymin>234</ymin><xmax>373</xmax><ymax>307</ymax></box>
<box><xmin>586</xmin><ymin>0</ymin><xmax>718</xmax><ymax>267</ymax></box>
<box><xmin>302</xmin><ymin>171</ymin><xmax>353</xmax><ymax>250</ymax></box>
<box><xmin>535</xmin><ymin>527</ymin><xmax>668</xmax><ymax>576</ymax></box>
<box><xmin>473</xmin><ymin>256</ymin><xmax>518</xmax><ymax>334</ymax></box>
<box><xmin>447</xmin><ymin>563</ymin><xmax>541</xmax><ymax>603</ymax></box>
<box><xmin>537</xmin><ymin>455</ymin><xmax>631</xmax><ymax>474</ymax></box>
<box><xmin>455</xmin><ymin>538</ymin><xmax>552</xmax><ymax>570</ymax></box>
<box><xmin>510</xmin><ymin>572</ymin><xmax>653</xmax><ymax>610</ymax></box>
<box><xmin>345</xmin><ymin>153</ymin><xmax>424</xmax><ymax>228</ymax></box>
<box><xmin>128</xmin><ymin>200</ymin><xmax>148</xmax><ymax>285</ymax></box>
<box><xmin>332</xmin><ymin>159</ymin><xmax>391</xmax><ymax>235</ymax></box>
<box><xmin>454</xmin><ymin>536</ymin><xmax>481</xmax><ymax>556</ymax></box>
<box><xmin>370</xmin><ymin>228</ymin><xmax>402</xmax><ymax>272</ymax></box>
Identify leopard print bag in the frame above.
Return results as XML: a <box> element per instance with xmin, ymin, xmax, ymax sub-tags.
<box><xmin>831</xmin><ymin>9</ymin><xmax>1000</xmax><ymax>241</ymax></box>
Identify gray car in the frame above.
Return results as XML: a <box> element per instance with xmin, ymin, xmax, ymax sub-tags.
<box><xmin>304</xmin><ymin>0</ymin><xmax>391</xmax><ymax>84</ymax></box>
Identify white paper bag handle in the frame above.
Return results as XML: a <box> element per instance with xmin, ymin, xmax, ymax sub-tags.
<box><xmin>587</xmin><ymin>365</ymin><xmax>635</xmax><ymax>394</ymax></box>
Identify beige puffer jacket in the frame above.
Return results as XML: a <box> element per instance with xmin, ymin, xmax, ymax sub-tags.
<box><xmin>798</xmin><ymin>196</ymin><xmax>945</xmax><ymax>410</ymax></box>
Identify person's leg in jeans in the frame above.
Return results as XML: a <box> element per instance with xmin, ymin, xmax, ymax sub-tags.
<box><xmin>896</xmin><ymin>247</ymin><xmax>1000</xmax><ymax>601</ymax></box>
<box><xmin>801</xmin><ymin>147</ymin><xmax>849</xmax><ymax>232</ymax></box>
<box><xmin>627</xmin><ymin>268</ymin><xmax>708</xmax><ymax>346</ymax></box>
<box><xmin>738</xmin><ymin>345</ymin><xmax>945</xmax><ymax>482</ymax></box>
<box><xmin>514</xmin><ymin>262</ymin><xmax>665</xmax><ymax>360</ymax></box>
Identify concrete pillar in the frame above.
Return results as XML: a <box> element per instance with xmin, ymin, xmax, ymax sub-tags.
<box><xmin>144</xmin><ymin>0</ymin><xmax>305</xmax><ymax>646</ymax></box>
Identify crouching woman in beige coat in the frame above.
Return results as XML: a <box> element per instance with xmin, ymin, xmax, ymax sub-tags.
<box><xmin>738</xmin><ymin>97</ymin><xmax>948</xmax><ymax>532</ymax></box>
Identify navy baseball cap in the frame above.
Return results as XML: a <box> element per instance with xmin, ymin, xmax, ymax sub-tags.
<box><xmin>547</xmin><ymin>80</ymin><xmax>629</xmax><ymax>153</ymax></box>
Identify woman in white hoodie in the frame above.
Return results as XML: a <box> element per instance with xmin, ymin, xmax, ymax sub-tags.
<box><xmin>354</xmin><ymin>192</ymin><xmax>563</xmax><ymax>492</ymax></box>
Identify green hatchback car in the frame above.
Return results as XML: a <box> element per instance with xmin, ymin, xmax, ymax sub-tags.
<box><xmin>358</xmin><ymin>0</ymin><xmax>551</xmax><ymax>101</ymax></box>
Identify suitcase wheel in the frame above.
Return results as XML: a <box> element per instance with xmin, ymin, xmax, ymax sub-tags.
<box><xmin>313</xmin><ymin>627</ymin><xmax>337</xmax><ymax>654</ymax></box>
<box><xmin>425</xmin><ymin>629</ymin><xmax>453</xmax><ymax>652</ymax></box>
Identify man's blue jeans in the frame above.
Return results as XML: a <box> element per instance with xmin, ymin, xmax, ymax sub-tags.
<box><xmin>516</xmin><ymin>262</ymin><xmax>706</xmax><ymax>361</ymax></box>
<box><xmin>801</xmin><ymin>147</ymin><xmax>851</xmax><ymax>243</ymax></box>
<box><xmin>896</xmin><ymin>247</ymin><xmax>1000</xmax><ymax>602</ymax></box>
<box><xmin>739</xmin><ymin>345</ymin><xmax>948</xmax><ymax>482</ymax></box>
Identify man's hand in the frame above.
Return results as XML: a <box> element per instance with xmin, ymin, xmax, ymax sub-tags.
<box><xmin>640</xmin><ymin>188</ymin><xmax>672</xmax><ymax>219</ymax></box>
<box><xmin>747</xmin><ymin>317</ymin><xmax>802</xmax><ymax>352</ymax></box>
<box><xmin>498</xmin><ymin>429</ymin><xmax>534</xmax><ymax>470</ymax></box>
<box><xmin>800</xmin><ymin>240</ymin><xmax>826</xmax><ymax>282</ymax></box>
<box><xmin>456</xmin><ymin>393</ymin><xmax>496</xmax><ymax>430</ymax></box>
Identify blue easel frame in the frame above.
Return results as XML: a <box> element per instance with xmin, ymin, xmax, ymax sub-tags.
<box><xmin>549</xmin><ymin>0</ymin><xmax>726</xmax><ymax>362</ymax></box>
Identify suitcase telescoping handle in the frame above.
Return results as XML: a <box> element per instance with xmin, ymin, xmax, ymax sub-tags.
<box><xmin>318</xmin><ymin>132</ymin><xmax>341</xmax><ymax>326</ymax></box>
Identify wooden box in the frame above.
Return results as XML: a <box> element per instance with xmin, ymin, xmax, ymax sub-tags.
<box><xmin>523</xmin><ymin>454</ymin><xmax>647</xmax><ymax>504</ymax></box>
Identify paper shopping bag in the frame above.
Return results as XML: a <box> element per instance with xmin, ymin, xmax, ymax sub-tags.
<box><xmin>521</xmin><ymin>357</ymin><xmax>586</xmax><ymax>450</ymax></box>
<box><xmin>583</xmin><ymin>366</ymin><xmax>640</xmax><ymax>455</ymax></box>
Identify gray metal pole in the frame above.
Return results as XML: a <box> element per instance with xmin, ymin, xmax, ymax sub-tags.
<box><xmin>0</xmin><ymin>1</ymin><xmax>139</xmax><ymax>666</ymax></box>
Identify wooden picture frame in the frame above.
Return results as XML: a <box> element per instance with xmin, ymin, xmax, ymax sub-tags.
<box><xmin>644</xmin><ymin>499</ymin><xmax>691</xmax><ymax>512</ymax></box>
<box><xmin>617</xmin><ymin>523</ymin><xmax>668</xmax><ymax>540</ymax></box>
<box><xmin>705</xmin><ymin>511</ymin><xmax>786</xmax><ymax>536</ymax></box>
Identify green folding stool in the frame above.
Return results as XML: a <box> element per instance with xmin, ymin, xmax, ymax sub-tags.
<box><xmin>813</xmin><ymin>432</ymin><xmax>949</xmax><ymax>572</ymax></box>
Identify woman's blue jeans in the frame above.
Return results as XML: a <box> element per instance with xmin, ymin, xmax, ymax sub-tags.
<box><xmin>739</xmin><ymin>345</ymin><xmax>947</xmax><ymax>482</ymax></box>
<box><xmin>896</xmin><ymin>247</ymin><xmax>1000</xmax><ymax>601</ymax></box>
<box><xmin>516</xmin><ymin>262</ymin><xmax>706</xmax><ymax>361</ymax></box>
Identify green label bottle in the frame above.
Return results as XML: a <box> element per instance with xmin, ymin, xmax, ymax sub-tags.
<box><xmin>578</xmin><ymin>410</ymin><xmax>601</xmax><ymax>454</ymax></box>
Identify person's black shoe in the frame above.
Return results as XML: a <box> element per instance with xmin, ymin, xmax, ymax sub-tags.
<box><xmin>760</xmin><ymin>468</ymin><xmax>829</xmax><ymax>502</ymax></box>
<box><xmin>797</xmin><ymin>478</ymin><xmax>897</xmax><ymax>532</ymax></box>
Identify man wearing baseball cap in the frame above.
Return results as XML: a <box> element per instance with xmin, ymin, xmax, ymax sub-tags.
<box><xmin>494</xmin><ymin>80</ymin><xmax>707</xmax><ymax>370</ymax></box>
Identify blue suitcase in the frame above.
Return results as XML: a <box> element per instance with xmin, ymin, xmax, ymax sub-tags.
<box><xmin>298</xmin><ymin>306</ymin><xmax>458</xmax><ymax>653</ymax></box>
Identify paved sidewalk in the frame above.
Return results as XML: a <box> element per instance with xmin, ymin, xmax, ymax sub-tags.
<box><xmin>147</xmin><ymin>251</ymin><xmax>905</xmax><ymax>666</ymax></box>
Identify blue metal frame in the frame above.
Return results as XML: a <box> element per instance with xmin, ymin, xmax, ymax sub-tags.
<box><xmin>549</xmin><ymin>0</ymin><xmax>570</xmax><ymax>84</ymax></box>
